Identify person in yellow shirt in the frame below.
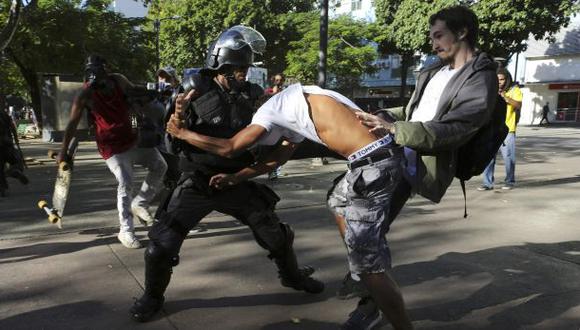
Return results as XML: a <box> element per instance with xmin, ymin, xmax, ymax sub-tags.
<box><xmin>479</xmin><ymin>67</ymin><xmax>522</xmax><ymax>190</ymax></box>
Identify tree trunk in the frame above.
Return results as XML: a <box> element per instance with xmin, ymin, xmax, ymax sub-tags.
<box><xmin>6</xmin><ymin>47</ymin><xmax>42</xmax><ymax>128</ymax></box>
<box><xmin>0</xmin><ymin>0</ymin><xmax>22</xmax><ymax>52</ymax></box>
<box><xmin>399</xmin><ymin>53</ymin><xmax>413</xmax><ymax>106</ymax></box>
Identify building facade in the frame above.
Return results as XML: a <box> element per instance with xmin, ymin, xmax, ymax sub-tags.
<box><xmin>110</xmin><ymin>0</ymin><xmax>148</xmax><ymax>18</ymax></box>
<box><xmin>330</xmin><ymin>0</ymin><xmax>418</xmax><ymax>110</ymax></box>
<box><xmin>509</xmin><ymin>15</ymin><xmax>580</xmax><ymax>125</ymax></box>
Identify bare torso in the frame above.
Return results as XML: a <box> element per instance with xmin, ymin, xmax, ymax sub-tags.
<box><xmin>306</xmin><ymin>94</ymin><xmax>379</xmax><ymax>158</ymax></box>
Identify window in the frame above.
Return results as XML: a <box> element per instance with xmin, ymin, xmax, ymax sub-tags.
<box><xmin>556</xmin><ymin>91</ymin><xmax>580</xmax><ymax>121</ymax></box>
<box><xmin>351</xmin><ymin>0</ymin><xmax>362</xmax><ymax>11</ymax></box>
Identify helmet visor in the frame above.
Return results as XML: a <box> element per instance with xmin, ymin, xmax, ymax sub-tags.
<box><xmin>214</xmin><ymin>25</ymin><xmax>266</xmax><ymax>55</ymax></box>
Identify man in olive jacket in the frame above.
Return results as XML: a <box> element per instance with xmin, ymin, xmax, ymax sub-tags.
<box><xmin>378</xmin><ymin>53</ymin><xmax>498</xmax><ymax>203</ymax></box>
<box><xmin>339</xmin><ymin>5</ymin><xmax>499</xmax><ymax>328</ymax></box>
<box><xmin>358</xmin><ymin>11</ymin><xmax>498</xmax><ymax>204</ymax></box>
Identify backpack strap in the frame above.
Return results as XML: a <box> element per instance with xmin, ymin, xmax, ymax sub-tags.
<box><xmin>460</xmin><ymin>179</ymin><xmax>468</xmax><ymax>218</ymax></box>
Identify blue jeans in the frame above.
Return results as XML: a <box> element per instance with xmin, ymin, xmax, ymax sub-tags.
<box><xmin>482</xmin><ymin>132</ymin><xmax>516</xmax><ymax>187</ymax></box>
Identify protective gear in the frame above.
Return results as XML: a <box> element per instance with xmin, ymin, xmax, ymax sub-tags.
<box><xmin>204</xmin><ymin>25</ymin><xmax>266</xmax><ymax>71</ymax></box>
<box><xmin>178</xmin><ymin>81</ymin><xmax>256</xmax><ymax>173</ymax></box>
<box><xmin>130</xmin><ymin>294</ymin><xmax>164</xmax><ymax>323</ymax></box>
<box><xmin>131</xmin><ymin>231</ymin><xmax>181</xmax><ymax>323</ymax></box>
<box><xmin>144</xmin><ymin>241</ymin><xmax>179</xmax><ymax>299</ymax></box>
<box><xmin>84</xmin><ymin>55</ymin><xmax>107</xmax><ymax>88</ymax></box>
<box><xmin>271</xmin><ymin>223</ymin><xmax>325</xmax><ymax>294</ymax></box>
<box><xmin>181</xmin><ymin>71</ymin><xmax>212</xmax><ymax>94</ymax></box>
<box><xmin>156</xmin><ymin>66</ymin><xmax>178</xmax><ymax>83</ymax></box>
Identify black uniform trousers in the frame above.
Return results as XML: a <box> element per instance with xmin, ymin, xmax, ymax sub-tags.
<box><xmin>149</xmin><ymin>171</ymin><xmax>287</xmax><ymax>259</ymax></box>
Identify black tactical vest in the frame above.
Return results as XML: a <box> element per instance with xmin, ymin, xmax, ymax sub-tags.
<box><xmin>180</xmin><ymin>79</ymin><xmax>261</xmax><ymax>174</ymax></box>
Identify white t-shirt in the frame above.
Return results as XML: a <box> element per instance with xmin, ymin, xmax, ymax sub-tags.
<box><xmin>410</xmin><ymin>65</ymin><xmax>457</xmax><ymax>122</ymax></box>
<box><xmin>405</xmin><ymin>65</ymin><xmax>457</xmax><ymax>185</ymax></box>
<box><xmin>250</xmin><ymin>83</ymin><xmax>361</xmax><ymax>146</ymax></box>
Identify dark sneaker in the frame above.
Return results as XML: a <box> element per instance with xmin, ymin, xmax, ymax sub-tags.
<box><xmin>501</xmin><ymin>184</ymin><xmax>514</xmax><ymax>190</ymax></box>
<box><xmin>337</xmin><ymin>272</ymin><xmax>369</xmax><ymax>300</ymax></box>
<box><xmin>130</xmin><ymin>295</ymin><xmax>164</xmax><ymax>322</ymax></box>
<box><xmin>280</xmin><ymin>266</ymin><xmax>324</xmax><ymax>294</ymax></box>
<box><xmin>341</xmin><ymin>297</ymin><xmax>382</xmax><ymax>330</ymax></box>
<box><xmin>477</xmin><ymin>185</ymin><xmax>493</xmax><ymax>191</ymax></box>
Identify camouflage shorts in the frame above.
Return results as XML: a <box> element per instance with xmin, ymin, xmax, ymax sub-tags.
<box><xmin>327</xmin><ymin>149</ymin><xmax>403</xmax><ymax>274</ymax></box>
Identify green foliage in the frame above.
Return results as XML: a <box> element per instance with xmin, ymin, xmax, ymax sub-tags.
<box><xmin>375</xmin><ymin>0</ymin><xmax>455</xmax><ymax>55</ymax></box>
<box><xmin>472</xmin><ymin>0</ymin><xmax>580</xmax><ymax>59</ymax></box>
<box><xmin>3</xmin><ymin>0</ymin><xmax>153</xmax><ymax>79</ymax></box>
<box><xmin>0</xmin><ymin>59</ymin><xmax>28</xmax><ymax>99</ymax></box>
<box><xmin>150</xmin><ymin>0</ymin><xmax>316</xmax><ymax>76</ymax></box>
<box><xmin>285</xmin><ymin>13</ymin><xmax>377</xmax><ymax>93</ymax></box>
<box><xmin>2</xmin><ymin>0</ymin><xmax>155</xmax><ymax>121</ymax></box>
<box><xmin>375</xmin><ymin>0</ymin><xmax>580</xmax><ymax>59</ymax></box>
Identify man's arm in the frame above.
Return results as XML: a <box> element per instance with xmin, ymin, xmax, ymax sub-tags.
<box><xmin>58</xmin><ymin>89</ymin><xmax>89</xmax><ymax>163</ymax></box>
<box><xmin>209</xmin><ymin>140</ymin><xmax>297</xmax><ymax>189</ymax></box>
<box><xmin>166</xmin><ymin>115</ymin><xmax>267</xmax><ymax>158</ymax></box>
<box><xmin>110</xmin><ymin>73</ymin><xmax>135</xmax><ymax>91</ymax></box>
<box><xmin>502</xmin><ymin>85</ymin><xmax>522</xmax><ymax>111</ymax></box>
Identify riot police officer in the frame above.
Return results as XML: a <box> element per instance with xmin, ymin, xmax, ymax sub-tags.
<box><xmin>130</xmin><ymin>26</ymin><xmax>324</xmax><ymax>323</ymax></box>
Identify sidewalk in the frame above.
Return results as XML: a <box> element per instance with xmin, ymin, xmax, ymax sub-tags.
<box><xmin>1</xmin><ymin>126</ymin><xmax>579</xmax><ymax>329</ymax></box>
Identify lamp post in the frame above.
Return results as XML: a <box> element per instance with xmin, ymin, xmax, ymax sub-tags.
<box><xmin>154</xmin><ymin>15</ymin><xmax>181</xmax><ymax>71</ymax></box>
<box><xmin>318</xmin><ymin>0</ymin><xmax>328</xmax><ymax>88</ymax></box>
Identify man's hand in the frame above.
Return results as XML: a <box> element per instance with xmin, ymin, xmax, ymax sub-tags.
<box><xmin>166</xmin><ymin>113</ymin><xmax>187</xmax><ymax>139</ymax></box>
<box><xmin>355</xmin><ymin>112</ymin><xmax>395</xmax><ymax>137</ymax></box>
<box><xmin>209</xmin><ymin>173</ymin><xmax>240</xmax><ymax>189</ymax></box>
<box><xmin>174</xmin><ymin>89</ymin><xmax>198</xmax><ymax>119</ymax></box>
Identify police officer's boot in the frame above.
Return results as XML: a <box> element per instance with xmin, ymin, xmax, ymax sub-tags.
<box><xmin>273</xmin><ymin>223</ymin><xmax>325</xmax><ymax>294</ymax></box>
<box><xmin>130</xmin><ymin>243</ymin><xmax>177</xmax><ymax>322</ymax></box>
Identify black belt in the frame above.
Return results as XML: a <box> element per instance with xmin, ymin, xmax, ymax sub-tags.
<box><xmin>348</xmin><ymin>149</ymin><xmax>396</xmax><ymax>170</ymax></box>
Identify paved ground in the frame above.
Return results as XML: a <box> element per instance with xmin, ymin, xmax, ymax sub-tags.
<box><xmin>1</xmin><ymin>125</ymin><xmax>580</xmax><ymax>329</ymax></box>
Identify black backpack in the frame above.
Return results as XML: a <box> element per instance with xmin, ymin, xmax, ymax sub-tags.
<box><xmin>456</xmin><ymin>96</ymin><xmax>508</xmax><ymax>217</ymax></box>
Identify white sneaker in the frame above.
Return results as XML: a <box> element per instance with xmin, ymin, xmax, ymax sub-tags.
<box><xmin>117</xmin><ymin>232</ymin><xmax>143</xmax><ymax>249</ymax></box>
<box><xmin>132</xmin><ymin>205</ymin><xmax>154</xmax><ymax>226</ymax></box>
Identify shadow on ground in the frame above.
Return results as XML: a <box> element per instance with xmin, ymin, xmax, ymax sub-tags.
<box><xmin>0</xmin><ymin>237</ymin><xmax>117</xmax><ymax>264</ymax></box>
<box><xmin>394</xmin><ymin>241</ymin><xmax>580</xmax><ymax>328</ymax></box>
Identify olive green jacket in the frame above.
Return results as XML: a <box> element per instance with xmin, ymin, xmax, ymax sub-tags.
<box><xmin>389</xmin><ymin>52</ymin><xmax>498</xmax><ymax>203</ymax></box>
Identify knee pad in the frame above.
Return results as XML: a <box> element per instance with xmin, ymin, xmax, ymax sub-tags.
<box><xmin>145</xmin><ymin>242</ymin><xmax>179</xmax><ymax>268</ymax></box>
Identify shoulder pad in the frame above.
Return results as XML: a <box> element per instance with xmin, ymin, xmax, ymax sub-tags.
<box><xmin>182</xmin><ymin>73</ymin><xmax>212</xmax><ymax>95</ymax></box>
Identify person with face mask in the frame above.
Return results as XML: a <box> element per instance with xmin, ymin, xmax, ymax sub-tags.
<box><xmin>129</xmin><ymin>26</ymin><xmax>324</xmax><ymax>323</ymax></box>
<box><xmin>58</xmin><ymin>55</ymin><xmax>167</xmax><ymax>249</ymax></box>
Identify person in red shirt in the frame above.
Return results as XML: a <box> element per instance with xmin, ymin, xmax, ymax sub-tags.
<box><xmin>59</xmin><ymin>55</ymin><xmax>167</xmax><ymax>249</ymax></box>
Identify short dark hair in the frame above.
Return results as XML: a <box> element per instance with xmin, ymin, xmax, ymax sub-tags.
<box><xmin>429</xmin><ymin>6</ymin><xmax>479</xmax><ymax>49</ymax></box>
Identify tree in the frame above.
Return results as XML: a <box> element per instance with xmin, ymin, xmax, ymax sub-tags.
<box><xmin>374</xmin><ymin>0</ymin><xmax>454</xmax><ymax>102</ymax></box>
<box><xmin>0</xmin><ymin>0</ymin><xmax>23</xmax><ymax>52</ymax></box>
<box><xmin>3</xmin><ymin>0</ymin><xmax>154</xmax><ymax>124</ymax></box>
<box><xmin>471</xmin><ymin>0</ymin><xmax>580</xmax><ymax>59</ymax></box>
<box><xmin>148</xmin><ymin>0</ymin><xmax>316</xmax><ymax>78</ymax></box>
<box><xmin>374</xmin><ymin>0</ymin><xmax>580</xmax><ymax>102</ymax></box>
<box><xmin>285</xmin><ymin>13</ymin><xmax>378</xmax><ymax>97</ymax></box>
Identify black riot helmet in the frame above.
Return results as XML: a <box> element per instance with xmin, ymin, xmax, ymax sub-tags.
<box><xmin>204</xmin><ymin>25</ymin><xmax>266</xmax><ymax>72</ymax></box>
<box><xmin>84</xmin><ymin>54</ymin><xmax>108</xmax><ymax>88</ymax></box>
